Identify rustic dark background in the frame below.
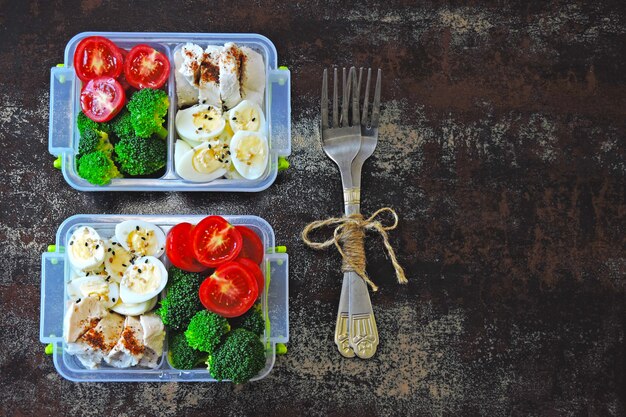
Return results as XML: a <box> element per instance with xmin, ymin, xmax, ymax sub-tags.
<box><xmin>0</xmin><ymin>0</ymin><xmax>624</xmax><ymax>416</ymax></box>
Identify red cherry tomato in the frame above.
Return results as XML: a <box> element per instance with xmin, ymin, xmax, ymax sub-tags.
<box><xmin>199</xmin><ymin>262</ymin><xmax>258</xmax><ymax>318</ymax></box>
<box><xmin>166</xmin><ymin>223</ymin><xmax>207</xmax><ymax>273</ymax></box>
<box><xmin>235</xmin><ymin>226</ymin><xmax>264</xmax><ymax>265</ymax></box>
<box><xmin>124</xmin><ymin>45</ymin><xmax>170</xmax><ymax>89</ymax></box>
<box><xmin>192</xmin><ymin>216</ymin><xmax>242</xmax><ymax>268</ymax></box>
<box><xmin>80</xmin><ymin>76</ymin><xmax>125</xmax><ymax>122</ymax></box>
<box><xmin>73</xmin><ymin>36</ymin><xmax>123</xmax><ymax>82</ymax></box>
<box><xmin>237</xmin><ymin>258</ymin><xmax>264</xmax><ymax>298</ymax></box>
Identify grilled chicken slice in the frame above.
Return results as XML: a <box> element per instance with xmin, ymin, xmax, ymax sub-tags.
<box><xmin>140</xmin><ymin>313</ymin><xmax>165</xmax><ymax>357</ymax></box>
<box><xmin>199</xmin><ymin>46</ymin><xmax>223</xmax><ymax>109</ymax></box>
<box><xmin>173</xmin><ymin>49</ymin><xmax>199</xmax><ymax>108</ymax></box>
<box><xmin>66</xmin><ymin>312</ymin><xmax>125</xmax><ymax>369</ymax></box>
<box><xmin>105</xmin><ymin>315</ymin><xmax>145</xmax><ymax>368</ymax></box>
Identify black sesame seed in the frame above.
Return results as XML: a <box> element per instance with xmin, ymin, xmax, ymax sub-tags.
<box><xmin>232</xmin><ymin>117</ymin><xmax>237</xmax><ymax>120</ymax></box>
<box><xmin>85</xmin><ymin>242</ymin><xmax>88</xmax><ymax>247</ymax></box>
<box><xmin>198</xmin><ymin>127</ymin><xmax>203</xmax><ymax>130</ymax></box>
<box><xmin>76</xmin><ymin>298</ymin><xmax>81</xmax><ymax>303</ymax></box>
<box><xmin>122</xmin><ymin>264</ymin><xmax>127</xmax><ymax>267</ymax></box>
<box><xmin>208</xmin><ymin>144</ymin><xmax>211</xmax><ymax>149</ymax></box>
<box><xmin>108</xmin><ymin>248</ymin><xmax>111</xmax><ymax>252</ymax></box>
<box><xmin>145</xmin><ymin>259</ymin><xmax>149</xmax><ymax>263</ymax></box>
<box><xmin>70</xmin><ymin>241</ymin><xmax>74</xmax><ymax>245</ymax></box>
<box><xmin>112</xmin><ymin>298</ymin><xmax>116</xmax><ymax>302</ymax></box>
<box><xmin>227</xmin><ymin>151</ymin><xmax>231</xmax><ymax>155</ymax></box>
<box><xmin>95</xmin><ymin>245</ymin><xmax>99</xmax><ymax>249</ymax></box>
<box><xmin>204</xmin><ymin>114</ymin><xmax>208</xmax><ymax>119</ymax></box>
<box><xmin>141</xmin><ymin>237</ymin><xmax>146</xmax><ymax>241</ymax></box>
<box><xmin>209</xmin><ymin>117</ymin><xmax>213</xmax><ymax>120</ymax></box>
<box><xmin>138</xmin><ymin>269</ymin><xmax>142</xmax><ymax>273</ymax></box>
<box><xmin>112</xmin><ymin>251</ymin><xmax>116</xmax><ymax>256</ymax></box>
<box><xmin>252</xmin><ymin>117</ymin><xmax>256</xmax><ymax>121</ymax></box>
<box><xmin>136</xmin><ymin>226</ymin><xmax>140</xmax><ymax>231</ymax></box>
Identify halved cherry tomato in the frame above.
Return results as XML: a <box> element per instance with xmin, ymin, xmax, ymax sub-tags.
<box><xmin>192</xmin><ymin>216</ymin><xmax>242</xmax><ymax>268</ymax></box>
<box><xmin>166</xmin><ymin>222</ymin><xmax>207</xmax><ymax>273</ymax></box>
<box><xmin>237</xmin><ymin>258</ymin><xmax>264</xmax><ymax>298</ymax></box>
<box><xmin>73</xmin><ymin>36</ymin><xmax>123</xmax><ymax>82</ymax></box>
<box><xmin>199</xmin><ymin>262</ymin><xmax>258</xmax><ymax>317</ymax></box>
<box><xmin>80</xmin><ymin>76</ymin><xmax>125</xmax><ymax>122</ymax></box>
<box><xmin>235</xmin><ymin>226</ymin><xmax>264</xmax><ymax>265</ymax></box>
<box><xmin>124</xmin><ymin>45</ymin><xmax>170</xmax><ymax>89</ymax></box>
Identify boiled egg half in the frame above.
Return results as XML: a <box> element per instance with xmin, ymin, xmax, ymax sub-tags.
<box><xmin>230</xmin><ymin>131</ymin><xmax>269</xmax><ymax>180</ymax></box>
<box><xmin>176</xmin><ymin>104</ymin><xmax>225</xmax><ymax>144</ymax></box>
<box><xmin>119</xmin><ymin>256</ymin><xmax>168</xmax><ymax>304</ymax></box>
<box><xmin>67</xmin><ymin>226</ymin><xmax>105</xmax><ymax>271</ymax></box>
<box><xmin>115</xmin><ymin>220</ymin><xmax>166</xmax><ymax>258</ymax></box>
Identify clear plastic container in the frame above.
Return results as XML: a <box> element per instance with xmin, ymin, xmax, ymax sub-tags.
<box><xmin>40</xmin><ymin>214</ymin><xmax>289</xmax><ymax>382</ymax></box>
<box><xmin>49</xmin><ymin>32</ymin><xmax>291</xmax><ymax>191</ymax></box>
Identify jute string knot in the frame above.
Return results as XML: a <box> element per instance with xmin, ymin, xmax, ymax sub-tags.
<box><xmin>301</xmin><ymin>207</ymin><xmax>407</xmax><ymax>292</ymax></box>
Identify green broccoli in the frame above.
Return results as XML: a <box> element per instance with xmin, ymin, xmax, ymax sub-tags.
<box><xmin>77</xmin><ymin>151</ymin><xmax>121</xmax><ymax>185</ymax></box>
<box><xmin>114</xmin><ymin>136</ymin><xmax>166</xmax><ymax>176</ymax></box>
<box><xmin>77</xmin><ymin>129</ymin><xmax>113</xmax><ymax>159</ymax></box>
<box><xmin>167</xmin><ymin>331</ymin><xmax>206</xmax><ymax>370</ymax></box>
<box><xmin>156</xmin><ymin>267</ymin><xmax>203</xmax><ymax>331</ymax></box>
<box><xmin>207</xmin><ymin>328</ymin><xmax>266</xmax><ymax>383</ymax></box>
<box><xmin>110</xmin><ymin>108</ymin><xmax>135</xmax><ymax>141</ymax></box>
<box><xmin>77</xmin><ymin>111</ymin><xmax>111</xmax><ymax>136</ymax></box>
<box><xmin>231</xmin><ymin>304</ymin><xmax>265</xmax><ymax>336</ymax></box>
<box><xmin>185</xmin><ymin>310</ymin><xmax>230</xmax><ymax>353</ymax></box>
<box><xmin>126</xmin><ymin>88</ymin><xmax>169</xmax><ymax>139</ymax></box>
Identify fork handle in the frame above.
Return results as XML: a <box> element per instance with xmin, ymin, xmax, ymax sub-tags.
<box><xmin>343</xmin><ymin>188</ymin><xmax>361</xmax><ymax>215</ymax></box>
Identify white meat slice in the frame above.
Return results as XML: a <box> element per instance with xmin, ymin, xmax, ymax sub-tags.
<box><xmin>63</xmin><ymin>296</ymin><xmax>108</xmax><ymax>343</ymax></box>
<box><xmin>138</xmin><ymin>347</ymin><xmax>160</xmax><ymax>369</ymax></box>
<box><xmin>198</xmin><ymin>45</ymin><xmax>223</xmax><ymax>109</ymax></box>
<box><xmin>140</xmin><ymin>313</ymin><xmax>165</xmax><ymax>357</ymax></box>
<box><xmin>219</xmin><ymin>43</ymin><xmax>243</xmax><ymax>110</ymax></box>
<box><xmin>66</xmin><ymin>312</ymin><xmax>125</xmax><ymax>369</ymax></box>
<box><xmin>173</xmin><ymin>49</ymin><xmax>199</xmax><ymax>108</ymax></box>
<box><xmin>239</xmin><ymin>46</ymin><xmax>265</xmax><ymax>107</ymax></box>
<box><xmin>178</xmin><ymin>43</ymin><xmax>203</xmax><ymax>86</ymax></box>
<box><xmin>105</xmin><ymin>315</ymin><xmax>145</xmax><ymax>368</ymax></box>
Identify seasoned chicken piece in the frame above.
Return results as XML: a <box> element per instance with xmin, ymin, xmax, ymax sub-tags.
<box><xmin>63</xmin><ymin>296</ymin><xmax>108</xmax><ymax>343</ymax></box>
<box><xmin>219</xmin><ymin>43</ymin><xmax>243</xmax><ymax>110</ymax></box>
<box><xmin>140</xmin><ymin>313</ymin><xmax>165</xmax><ymax>357</ymax></box>
<box><xmin>66</xmin><ymin>312</ymin><xmax>125</xmax><ymax>369</ymax></box>
<box><xmin>239</xmin><ymin>46</ymin><xmax>265</xmax><ymax>107</ymax></box>
<box><xmin>138</xmin><ymin>347</ymin><xmax>160</xmax><ymax>369</ymax></box>
<box><xmin>198</xmin><ymin>45</ymin><xmax>223</xmax><ymax>109</ymax></box>
<box><xmin>174</xmin><ymin>49</ymin><xmax>199</xmax><ymax>108</ymax></box>
<box><xmin>105</xmin><ymin>315</ymin><xmax>145</xmax><ymax>368</ymax></box>
<box><xmin>178</xmin><ymin>43</ymin><xmax>203</xmax><ymax>86</ymax></box>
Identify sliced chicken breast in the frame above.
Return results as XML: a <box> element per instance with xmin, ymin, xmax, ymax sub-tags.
<box><xmin>66</xmin><ymin>312</ymin><xmax>125</xmax><ymax>369</ymax></box>
<box><xmin>140</xmin><ymin>313</ymin><xmax>165</xmax><ymax>357</ymax></box>
<box><xmin>105</xmin><ymin>315</ymin><xmax>145</xmax><ymax>368</ymax></box>
<box><xmin>174</xmin><ymin>49</ymin><xmax>199</xmax><ymax>107</ymax></box>
<box><xmin>63</xmin><ymin>296</ymin><xmax>108</xmax><ymax>343</ymax></box>
<box><xmin>239</xmin><ymin>46</ymin><xmax>265</xmax><ymax>107</ymax></box>
<box><xmin>198</xmin><ymin>45</ymin><xmax>223</xmax><ymax>109</ymax></box>
<box><xmin>219</xmin><ymin>43</ymin><xmax>243</xmax><ymax>110</ymax></box>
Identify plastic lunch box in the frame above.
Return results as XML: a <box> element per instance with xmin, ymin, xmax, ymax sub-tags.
<box><xmin>48</xmin><ymin>32</ymin><xmax>291</xmax><ymax>191</ymax></box>
<box><xmin>40</xmin><ymin>214</ymin><xmax>289</xmax><ymax>382</ymax></box>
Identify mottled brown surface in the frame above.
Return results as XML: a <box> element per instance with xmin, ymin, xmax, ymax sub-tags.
<box><xmin>0</xmin><ymin>1</ymin><xmax>625</xmax><ymax>416</ymax></box>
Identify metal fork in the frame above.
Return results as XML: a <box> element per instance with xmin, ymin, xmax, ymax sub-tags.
<box><xmin>321</xmin><ymin>67</ymin><xmax>363</xmax><ymax>357</ymax></box>
<box><xmin>336</xmin><ymin>68</ymin><xmax>382</xmax><ymax>359</ymax></box>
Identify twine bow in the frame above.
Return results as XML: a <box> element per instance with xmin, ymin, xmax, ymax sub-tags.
<box><xmin>301</xmin><ymin>207</ymin><xmax>407</xmax><ymax>291</ymax></box>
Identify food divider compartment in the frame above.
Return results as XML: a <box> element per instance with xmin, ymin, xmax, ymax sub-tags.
<box><xmin>49</xmin><ymin>32</ymin><xmax>291</xmax><ymax>192</ymax></box>
<box><xmin>40</xmin><ymin>214</ymin><xmax>289</xmax><ymax>382</ymax></box>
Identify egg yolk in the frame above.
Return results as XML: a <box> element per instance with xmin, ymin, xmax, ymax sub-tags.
<box><xmin>231</xmin><ymin>107</ymin><xmax>260</xmax><ymax>131</ymax></box>
<box><xmin>122</xmin><ymin>264</ymin><xmax>161</xmax><ymax>294</ymax></box>
<box><xmin>192</xmin><ymin>148</ymin><xmax>224</xmax><ymax>173</ymax></box>
<box><xmin>192</xmin><ymin>107</ymin><xmax>222</xmax><ymax>133</ymax></box>
<box><xmin>126</xmin><ymin>228</ymin><xmax>157</xmax><ymax>256</ymax></box>
<box><xmin>235</xmin><ymin>134</ymin><xmax>265</xmax><ymax>166</ymax></box>
<box><xmin>79</xmin><ymin>279</ymin><xmax>110</xmax><ymax>300</ymax></box>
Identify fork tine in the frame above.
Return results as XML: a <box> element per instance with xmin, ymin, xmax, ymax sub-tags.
<box><xmin>370</xmin><ymin>69</ymin><xmax>382</xmax><ymax>128</ymax></box>
<box><xmin>321</xmin><ymin>69</ymin><xmax>329</xmax><ymax>129</ymax></box>
<box><xmin>332</xmin><ymin>68</ymin><xmax>338</xmax><ymax>128</ymax></box>
<box><xmin>350</xmin><ymin>67</ymin><xmax>360</xmax><ymax>126</ymax></box>
<box><xmin>341</xmin><ymin>68</ymin><xmax>350</xmax><ymax>127</ymax></box>
<box><xmin>361</xmin><ymin>68</ymin><xmax>372</xmax><ymax>126</ymax></box>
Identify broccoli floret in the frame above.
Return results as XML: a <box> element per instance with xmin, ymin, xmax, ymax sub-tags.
<box><xmin>114</xmin><ymin>136</ymin><xmax>166</xmax><ymax>176</ymax></box>
<box><xmin>78</xmin><ymin>129</ymin><xmax>113</xmax><ymax>159</ymax></box>
<box><xmin>167</xmin><ymin>331</ymin><xmax>206</xmax><ymax>370</ymax></box>
<box><xmin>77</xmin><ymin>111</ymin><xmax>111</xmax><ymax>136</ymax></box>
<box><xmin>110</xmin><ymin>109</ymin><xmax>135</xmax><ymax>141</ymax></box>
<box><xmin>156</xmin><ymin>268</ymin><xmax>203</xmax><ymax>331</ymax></box>
<box><xmin>77</xmin><ymin>151</ymin><xmax>121</xmax><ymax>185</ymax></box>
<box><xmin>231</xmin><ymin>304</ymin><xmax>265</xmax><ymax>336</ymax></box>
<box><xmin>207</xmin><ymin>328</ymin><xmax>266</xmax><ymax>384</ymax></box>
<box><xmin>185</xmin><ymin>310</ymin><xmax>230</xmax><ymax>353</ymax></box>
<box><xmin>126</xmin><ymin>88</ymin><xmax>169</xmax><ymax>139</ymax></box>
